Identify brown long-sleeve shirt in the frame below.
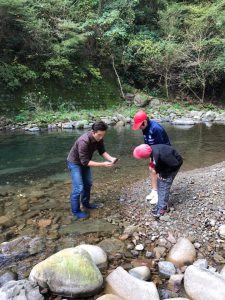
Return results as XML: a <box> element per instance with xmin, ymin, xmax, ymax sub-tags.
<box><xmin>67</xmin><ymin>131</ymin><xmax>106</xmax><ymax>166</ymax></box>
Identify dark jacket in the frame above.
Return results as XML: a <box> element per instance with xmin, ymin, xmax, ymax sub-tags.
<box><xmin>142</xmin><ymin>119</ymin><xmax>171</xmax><ymax>146</ymax></box>
<box><xmin>67</xmin><ymin>131</ymin><xmax>105</xmax><ymax>166</ymax></box>
<box><xmin>151</xmin><ymin>144</ymin><xmax>183</xmax><ymax>178</ymax></box>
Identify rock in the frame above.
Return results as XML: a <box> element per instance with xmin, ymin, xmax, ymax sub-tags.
<box><xmin>135</xmin><ymin>244</ymin><xmax>144</xmax><ymax>251</ymax></box>
<box><xmin>116</xmin><ymin>114</ymin><xmax>127</xmax><ymax>123</ymax></box>
<box><xmin>149</xmin><ymin>98</ymin><xmax>160</xmax><ymax>107</ymax></box>
<box><xmin>171</xmin><ymin>118</ymin><xmax>195</xmax><ymax>125</ymax></box>
<box><xmin>105</xmin><ymin>266</ymin><xmax>160</xmax><ymax>300</ymax></box>
<box><xmin>75</xmin><ymin>244</ymin><xmax>107</xmax><ymax>269</ymax></box>
<box><xmin>167</xmin><ymin>237</ymin><xmax>196</xmax><ymax>267</ymax></box>
<box><xmin>124</xmin><ymin>93</ymin><xmax>135</xmax><ymax>103</ymax></box>
<box><xmin>184</xmin><ymin>265</ymin><xmax>225</xmax><ymax>300</ymax></box>
<box><xmin>134</xmin><ymin>94</ymin><xmax>150</xmax><ymax>107</ymax></box>
<box><xmin>75</xmin><ymin>120</ymin><xmax>88</xmax><ymax>129</ymax></box>
<box><xmin>193</xmin><ymin>259</ymin><xmax>208</xmax><ymax>269</ymax></box>
<box><xmin>115</xmin><ymin>120</ymin><xmax>125</xmax><ymax>127</ymax></box>
<box><xmin>202</xmin><ymin>111</ymin><xmax>217</xmax><ymax>122</ymax></box>
<box><xmin>37</xmin><ymin>219</ymin><xmax>52</xmax><ymax>228</ymax></box>
<box><xmin>158</xmin><ymin>261</ymin><xmax>176</xmax><ymax>279</ymax></box>
<box><xmin>0</xmin><ymin>236</ymin><xmax>44</xmax><ymax>268</ymax></box>
<box><xmin>0</xmin><ymin>271</ymin><xmax>18</xmax><ymax>287</ymax></box>
<box><xmin>128</xmin><ymin>266</ymin><xmax>151</xmax><ymax>281</ymax></box>
<box><xmin>167</xmin><ymin>274</ymin><xmax>184</xmax><ymax>293</ymax></box>
<box><xmin>218</xmin><ymin>224</ymin><xmax>225</xmax><ymax>239</ymax></box>
<box><xmin>164</xmin><ymin>298</ymin><xmax>189</xmax><ymax>300</ymax></box>
<box><xmin>153</xmin><ymin>246</ymin><xmax>167</xmax><ymax>259</ymax></box>
<box><xmin>98</xmin><ymin>238</ymin><xmax>125</xmax><ymax>254</ymax></box>
<box><xmin>29</xmin><ymin>248</ymin><xmax>103</xmax><ymax>298</ymax></box>
<box><xmin>0</xmin><ymin>216</ymin><xmax>14</xmax><ymax>228</ymax></box>
<box><xmin>220</xmin><ymin>265</ymin><xmax>225</xmax><ymax>278</ymax></box>
<box><xmin>97</xmin><ymin>294</ymin><xmax>122</xmax><ymax>300</ymax></box>
<box><xmin>0</xmin><ymin>280</ymin><xmax>44</xmax><ymax>300</ymax></box>
<box><xmin>62</xmin><ymin>122</ymin><xmax>74</xmax><ymax>129</ymax></box>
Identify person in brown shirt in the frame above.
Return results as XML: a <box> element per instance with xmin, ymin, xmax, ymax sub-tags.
<box><xmin>67</xmin><ymin>121</ymin><xmax>117</xmax><ymax>219</ymax></box>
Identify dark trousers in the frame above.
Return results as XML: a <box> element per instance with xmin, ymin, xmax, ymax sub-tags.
<box><xmin>157</xmin><ymin>171</ymin><xmax>178</xmax><ymax>210</ymax></box>
<box><xmin>67</xmin><ymin>161</ymin><xmax>93</xmax><ymax>215</ymax></box>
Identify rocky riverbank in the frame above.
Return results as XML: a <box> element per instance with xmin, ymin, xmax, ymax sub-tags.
<box><xmin>0</xmin><ymin>161</ymin><xmax>225</xmax><ymax>299</ymax></box>
<box><xmin>1</xmin><ymin>98</ymin><xmax>225</xmax><ymax>132</ymax></box>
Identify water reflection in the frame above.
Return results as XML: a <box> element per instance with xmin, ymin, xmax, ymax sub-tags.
<box><xmin>0</xmin><ymin>123</ymin><xmax>225</xmax><ymax>187</ymax></box>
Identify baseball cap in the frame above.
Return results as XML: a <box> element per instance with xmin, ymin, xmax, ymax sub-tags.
<box><xmin>133</xmin><ymin>144</ymin><xmax>152</xmax><ymax>159</ymax></box>
<box><xmin>132</xmin><ymin>111</ymin><xmax>147</xmax><ymax>130</ymax></box>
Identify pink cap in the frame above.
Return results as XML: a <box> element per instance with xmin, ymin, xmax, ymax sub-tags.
<box><xmin>132</xmin><ymin>111</ymin><xmax>147</xmax><ymax>130</ymax></box>
<box><xmin>133</xmin><ymin>144</ymin><xmax>152</xmax><ymax>159</ymax></box>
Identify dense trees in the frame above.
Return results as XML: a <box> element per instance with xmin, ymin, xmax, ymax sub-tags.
<box><xmin>1</xmin><ymin>0</ymin><xmax>225</xmax><ymax>102</ymax></box>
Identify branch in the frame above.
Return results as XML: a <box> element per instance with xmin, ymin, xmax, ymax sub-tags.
<box><xmin>111</xmin><ymin>54</ymin><xmax>125</xmax><ymax>99</ymax></box>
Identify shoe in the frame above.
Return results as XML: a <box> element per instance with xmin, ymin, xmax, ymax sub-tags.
<box><xmin>151</xmin><ymin>205</ymin><xmax>158</xmax><ymax>214</ymax></box>
<box><xmin>149</xmin><ymin>193</ymin><xmax>158</xmax><ymax>205</ymax></box>
<box><xmin>152</xmin><ymin>205</ymin><xmax>169</xmax><ymax>218</ymax></box>
<box><xmin>75</xmin><ymin>211</ymin><xmax>89</xmax><ymax>219</ymax></box>
<box><xmin>146</xmin><ymin>190</ymin><xmax>157</xmax><ymax>201</ymax></box>
<box><xmin>83</xmin><ymin>203</ymin><xmax>104</xmax><ymax>209</ymax></box>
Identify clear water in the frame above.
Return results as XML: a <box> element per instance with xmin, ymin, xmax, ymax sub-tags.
<box><xmin>0</xmin><ymin>123</ymin><xmax>225</xmax><ymax>188</ymax></box>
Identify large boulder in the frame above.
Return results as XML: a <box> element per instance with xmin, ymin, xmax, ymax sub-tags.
<box><xmin>97</xmin><ymin>295</ymin><xmax>123</xmax><ymax>300</ymax></box>
<box><xmin>184</xmin><ymin>265</ymin><xmax>225</xmax><ymax>300</ymax></box>
<box><xmin>0</xmin><ymin>280</ymin><xmax>44</xmax><ymax>300</ymax></box>
<box><xmin>167</xmin><ymin>238</ymin><xmax>196</xmax><ymax>267</ymax></box>
<box><xmin>29</xmin><ymin>248</ymin><xmax>103</xmax><ymax>298</ymax></box>
<box><xmin>105</xmin><ymin>266</ymin><xmax>159</xmax><ymax>300</ymax></box>
<box><xmin>134</xmin><ymin>94</ymin><xmax>151</xmax><ymax>107</ymax></box>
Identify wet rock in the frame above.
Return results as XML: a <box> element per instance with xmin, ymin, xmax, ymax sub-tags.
<box><xmin>29</xmin><ymin>248</ymin><xmax>103</xmax><ymax>298</ymax></box>
<box><xmin>105</xmin><ymin>266</ymin><xmax>159</xmax><ymax>300</ymax></box>
<box><xmin>184</xmin><ymin>265</ymin><xmax>225</xmax><ymax>300</ymax></box>
<box><xmin>167</xmin><ymin>238</ymin><xmax>196</xmax><ymax>267</ymax></box>
<box><xmin>158</xmin><ymin>261</ymin><xmax>176</xmax><ymax>279</ymax></box>
<box><xmin>0</xmin><ymin>280</ymin><xmax>44</xmax><ymax>300</ymax></box>
<box><xmin>0</xmin><ymin>271</ymin><xmax>18</xmax><ymax>287</ymax></box>
<box><xmin>128</xmin><ymin>266</ymin><xmax>151</xmax><ymax>281</ymax></box>
<box><xmin>75</xmin><ymin>244</ymin><xmax>108</xmax><ymax>269</ymax></box>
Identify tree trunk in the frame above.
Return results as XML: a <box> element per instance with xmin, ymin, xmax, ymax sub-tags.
<box><xmin>111</xmin><ymin>55</ymin><xmax>125</xmax><ymax>99</ymax></box>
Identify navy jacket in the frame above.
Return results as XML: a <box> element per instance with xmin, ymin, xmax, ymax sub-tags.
<box><xmin>142</xmin><ymin>119</ymin><xmax>171</xmax><ymax>146</ymax></box>
<box><xmin>151</xmin><ymin>144</ymin><xmax>183</xmax><ymax>178</ymax></box>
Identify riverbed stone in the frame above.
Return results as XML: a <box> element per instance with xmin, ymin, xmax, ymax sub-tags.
<box><xmin>75</xmin><ymin>244</ymin><xmax>108</xmax><ymax>269</ymax></box>
<box><xmin>193</xmin><ymin>258</ymin><xmax>208</xmax><ymax>269</ymax></box>
<box><xmin>98</xmin><ymin>238</ymin><xmax>125</xmax><ymax>254</ymax></box>
<box><xmin>29</xmin><ymin>248</ymin><xmax>103</xmax><ymax>297</ymax></box>
<box><xmin>218</xmin><ymin>224</ymin><xmax>225</xmax><ymax>239</ymax></box>
<box><xmin>171</xmin><ymin>118</ymin><xmax>195</xmax><ymax>125</ymax></box>
<box><xmin>0</xmin><ymin>236</ymin><xmax>44</xmax><ymax>268</ymax></box>
<box><xmin>105</xmin><ymin>266</ymin><xmax>160</xmax><ymax>300</ymax></box>
<box><xmin>184</xmin><ymin>265</ymin><xmax>225</xmax><ymax>300</ymax></box>
<box><xmin>220</xmin><ymin>265</ymin><xmax>225</xmax><ymax>278</ymax></box>
<box><xmin>158</xmin><ymin>261</ymin><xmax>176</xmax><ymax>279</ymax></box>
<box><xmin>0</xmin><ymin>280</ymin><xmax>44</xmax><ymax>300</ymax></box>
<box><xmin>0</xmin><ymin>216</ymin><xmax>14</xmax><ymax>228</ymax></box>
<box><xmin>167</xmin><ymin>237</ymin><xmax>196</xmax><ymax>267</ymax></box>
<box><xmin>167</xmin><ymin>274</ymin><xmax>184</xmax><ymax>293</ymax></box>
<box><xmin>96</xmin><ymin>294</ymin><xmax>122</xmax><ymax>300</ymax></box>
<box><xmin>0</xmin><ymin>271</ymin><xmax>18</xmax><ymax>287</ymax></box>
<box><xmin>59</xmin><ymin>219</ymin><xmax>118</xmax><ymax>235</ymax></box>
<box><xmin>128</xmin><ymin>266</ymin><xmax>151</xmax><ymax>281</ymax></box>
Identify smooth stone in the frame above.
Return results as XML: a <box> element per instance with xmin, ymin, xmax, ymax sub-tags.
<box><xmin>193</xmin><ymin>259</ymin><xmax>208</xmax><ymax>269</ymax></box>
<box><xmin>184</xmin><ymin>265</ymin><xmax>225</xmax><ymax>300</ymax></box>
<box><xmin>218</xmin><ymin>225</ymin><xmax>225</xmax><ymax>239</ymax></box>
<box><xmin>171</xmin><ymin>118</ymin><xmax>195</xmax><ymax>125</ymax></box>
<box><xmin>0</xmin><ymin>271</ymin><xmax>18</xmax><ymax>287</ymax></box>
<box><xmin>75</xmin><ymin>244</ymin><xmax>108</xmax><ymax>269</ymax></box>
<box><xmin>98</xmin><ymin>238</ymin><xmax>125</xmax><ymax>254</ymax></box>
<box><xmin>105</xmin><ymin>266</ymin><xmax>159</xmax><ymax>300</ymax></box>
<box><xmin>96</xmin><ymin>294</ymin><xmax>122</xmax><ymax>300</ymax></box>
<box><xmin>158</xmin><ymin>261</ymin><xmax>176</xmax><ymax>279</ymax></box>
<box><xmin>29</xmin><ymin>248</ymin><xmax>103</xmax><ymax>298</ymax></box>
<box><xmin>167</xmin><ymin>237</ymin><xmax>196</xmax><ymax>267</ymax></box>
<box><xmin>220</xmin><ymin>265</ymin><xmax>225</xmax><ymax>278</ymax></box>
<box><xmin>128</xmin><ymin>266</ymin><xmax>151</xmax><ymax>281</ymax></box>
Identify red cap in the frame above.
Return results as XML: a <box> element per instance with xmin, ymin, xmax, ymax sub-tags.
<box><xmin>133</xmin><ymin>144</ymin><xmax>152</xmax><ymax>159</ymax></box>
<box><xmin>132</xmin><ymin>111</ymin><xmax>147</xmax><ymax>130</ymax></box>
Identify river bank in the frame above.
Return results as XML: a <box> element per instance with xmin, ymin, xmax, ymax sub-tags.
<box><xmin>1</xmin><ymin>160</ymin><xmax>225</xmax><ymax>298</ymax></box>
<box><xmin>1</xmin><ymin>98</ymin><xmax>225</xmax><ymax>132</ymax></box>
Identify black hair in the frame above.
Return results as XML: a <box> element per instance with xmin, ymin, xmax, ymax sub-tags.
<box><xmin>92</xmin><ymin>121</ymin><xmax>108</xmax><ymax>132</ymax></box>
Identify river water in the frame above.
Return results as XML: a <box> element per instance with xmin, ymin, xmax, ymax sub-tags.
<box><xmin>0</xmin><ymin>123</ymin><xmax>225</xmax><ymax>190</ymax></box>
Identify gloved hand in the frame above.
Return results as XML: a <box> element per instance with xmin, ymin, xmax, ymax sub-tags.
<box><xmin>149</xmin><ymin>161</ymin><xmax>155</xmax><ymax>169</ymax></box>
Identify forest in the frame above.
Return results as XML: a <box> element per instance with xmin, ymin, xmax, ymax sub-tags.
<box><xmin>1</xmin><ymin>0</ymin><xmax>225</xmax><ymax>106</ymax></box>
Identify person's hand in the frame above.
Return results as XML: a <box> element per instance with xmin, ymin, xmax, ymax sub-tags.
<box><xmin>111</xmin><ymin>157</ymin><xmax>118</xmax><ymax>164</ymax></box>
<box><xmin>102</xmin><ymin>161</ymin><xmax>114</xmax><ymax>167</ymax></box>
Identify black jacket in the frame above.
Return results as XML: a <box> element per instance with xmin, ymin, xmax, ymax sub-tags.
<box><xmin>151</xmin><ymin>144</ymin><xmax>183</xmax><ymax>178</ymax></box>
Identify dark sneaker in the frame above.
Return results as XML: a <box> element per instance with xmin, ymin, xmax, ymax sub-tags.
<box><xmin>83</xmin><ymin>203</ymin><xmax>104</xmax><ymax>209</ymax></box>
<box><xmin>152</xmin><ymin>207</ymin><xmax>168</xmax><ymax>218</ymax></box>
<box><xmin>151</xmin><ymin>205</ymin><xmax>158</xmax><ymax>214</ymax></box>
<box><xmin>75</xmin><ymin>211</ymin><xmax>89</xmax><ymax>219</ymax></box>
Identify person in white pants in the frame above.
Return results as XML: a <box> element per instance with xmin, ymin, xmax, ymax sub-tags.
<box><xmin>132</xmin><ymin>111</ymin><xmax>171</xmax><ymax>205</ymax></box>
